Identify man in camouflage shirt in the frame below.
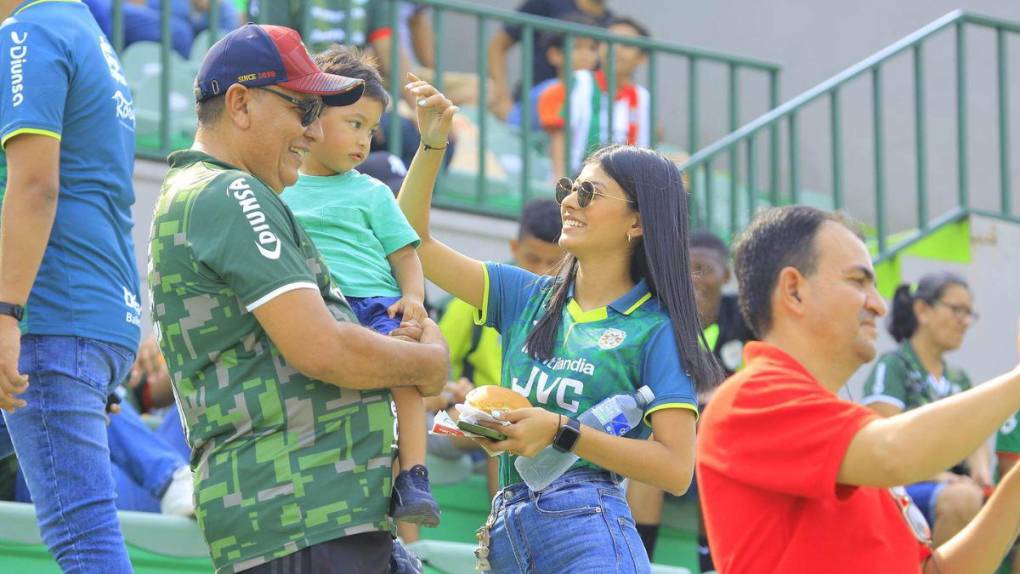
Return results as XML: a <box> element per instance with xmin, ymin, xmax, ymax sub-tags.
<box><xmin>148</xmin><ymin>25</ymin><xmax>448</xmax><ymax>573</ymax></box>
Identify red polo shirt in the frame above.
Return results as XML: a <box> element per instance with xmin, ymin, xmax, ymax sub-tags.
<box><xmin>697</xmin><ymin>342</ymin><xmax>932</xmax><ymax>573</ymax></box>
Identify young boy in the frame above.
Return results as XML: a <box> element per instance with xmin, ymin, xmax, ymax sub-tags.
<box><xmin>281</xmin><ymin>46</ymin><xmax>439</xmax><ymax>527</ymax></box>
<box><xmin>538</xmin><ymin>15</ymin><xmax>654</xmax><ymax>177</ymax></box>
<box><xmin>598</xmin><ymin>16</ymin><xmax>653</xmax><ymax>147</ymax></box>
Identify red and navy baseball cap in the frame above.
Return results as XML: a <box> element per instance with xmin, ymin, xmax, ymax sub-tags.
<box><xmin>194</xmin><ymin>24</ymin><xmax>365</xmax><ymax>106</ymax></box>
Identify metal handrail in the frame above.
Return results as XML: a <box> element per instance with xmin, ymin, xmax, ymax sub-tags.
<box><xmin>109</xmin><ymin>0</ymin><xmax>781</xmax><ymax>218</ymax></box>
<box><xmin>680</xmin><ymin>10</ymin><xmax>1020</xmax><ymax>262</ymax></box>
<box><xmin>384</xmin><ymin>0</ymin><xmax>781</xmax><ymax>217</ymax></box>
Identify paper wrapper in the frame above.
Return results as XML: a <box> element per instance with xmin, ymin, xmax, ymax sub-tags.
<box><xmin>429</xmin><ymin>405</ymin><xmax>511</xmax><ymax>457</ymax></box>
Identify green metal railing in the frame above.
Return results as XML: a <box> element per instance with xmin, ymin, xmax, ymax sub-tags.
<box><xmin>383</xmin><ymin>0</ymin><xmax>781</xmax><ymax>217</ymax></box>
<box><xmin>680</xmin><ymin>10</ymin><xmax>1020</xmax><ymax>263</ymax></box>
<box><xmin>108</xmin><ymin>0</ymin><xmax>781</xmax><ymax>217</ymax></box>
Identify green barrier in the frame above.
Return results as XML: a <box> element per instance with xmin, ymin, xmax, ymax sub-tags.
<box><xmin>0</xmin><ymin>501</ymin><xmax>213</xmax><ymax>573</ymax></box>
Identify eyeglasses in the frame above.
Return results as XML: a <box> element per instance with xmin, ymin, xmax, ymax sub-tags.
<box><xmin>258</xmin><ymin>87</ymin><xmax>324</xmax><ymax>127</ymax></box>
<box><xmin>555</xmin><ymin>177</ymin><xmax>634</xmax><ymax>209</ymax></box>
<box><xmin>888</xmin><ymin>486</ymin><xmax>932</xmax><ymax>546</ymax></box>
<box><xmin>935</xmin><ymin>301</ymin><xmax>979</xmax><ymax>322</ymax></box>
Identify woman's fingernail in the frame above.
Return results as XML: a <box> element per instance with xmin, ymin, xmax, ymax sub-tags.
<box><xmin>417</xmin><ymin>98</ymin><xmax>428</xmax><ymax>107</ymax></box>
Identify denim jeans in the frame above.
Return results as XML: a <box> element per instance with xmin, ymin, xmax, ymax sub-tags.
<box><xmin>0</xmin><ymin>335</ymin><xmax>135</xmax><ymax>573</ymax></box>
<box><xmin>484</xmin><ymin>468</ymin><xmax>651</xmax><ymax>574</ymax></box>
<box><xmin>14</xmin><ymin>399</ymin><xmax>185</xmax><ymax>513</ymax></box>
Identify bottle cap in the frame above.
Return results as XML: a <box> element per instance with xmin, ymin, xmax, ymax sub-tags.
<box><xmin>636</xmin><ymin>385</ymin><xmax>655</xmax><ymax>406</ymax></box>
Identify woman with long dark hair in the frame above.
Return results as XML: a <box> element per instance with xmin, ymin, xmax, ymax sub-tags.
<box><xmin>399</xmin><ymin>77</ymin><xmax>719</xmax><ymax>574</ymax></box>
<box><xmin>861</xmin><ymin>271</ymin><xmax>987</xmax><ymax>547</ymax></box>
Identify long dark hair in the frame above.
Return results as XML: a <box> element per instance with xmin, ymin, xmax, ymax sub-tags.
<box><xmin>523</xmin><ymin>145</ymin><xmax>722</xmax><ymax>392</ymax></box>
<box><xmin>887</xmin><ymin>271</ymin><xmax>969</xmax><ymax>342</ymax></box>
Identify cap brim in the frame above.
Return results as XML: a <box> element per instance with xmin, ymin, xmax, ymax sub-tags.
<box><xmin>322</xmin><ymin>82</ymin><xmax>366</xmax><ymax>107</ymax></box>
<box><xmin>279</xmin><ymin>72</ymin><xmax>365</xmax><ymax>104</ymax></box>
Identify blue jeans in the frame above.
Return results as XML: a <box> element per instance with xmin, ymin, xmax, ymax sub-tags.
<box><xmin>0</xmin><ymin>335</ymin><xmax>135</xmax><ymax>573</ymax></box>
<box><xmin>485</xmin><ymin>468</ymin><xmax>650</xmax><ymax>573</ymax></box>
<box><xmin>15</xmin><ymin>399</ymin><xmax>186</xmax><ymax>513</ymax></box>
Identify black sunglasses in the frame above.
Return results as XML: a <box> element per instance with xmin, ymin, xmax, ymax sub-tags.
<box><xmin>258</xmin><ymin>87</ymin><xmax>324</xmax><ymax>127</ymax></box>
<box><xmin>555</xmin><ymin>177</ymin><xmax>634</xmax><ymax>208</ymax></box>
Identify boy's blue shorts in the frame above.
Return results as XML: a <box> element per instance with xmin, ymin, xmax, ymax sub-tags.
<box><xmin>347</xmin><ymin>295</ymin><xmax>402</xmax><ymax>335</ymax></box>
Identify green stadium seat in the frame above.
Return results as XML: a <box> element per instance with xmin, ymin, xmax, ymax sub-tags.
<box><xmin>122</xmin><ymin>42</ymin><xmax>199</xmax><ymax>153</ymax></box>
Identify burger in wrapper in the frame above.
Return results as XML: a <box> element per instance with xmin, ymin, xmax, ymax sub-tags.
<box><xmin>463</xmin><ymin>386</ymin><xmax>531</xmax><ymax>418</ymax></box>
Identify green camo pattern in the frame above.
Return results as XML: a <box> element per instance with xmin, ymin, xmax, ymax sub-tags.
<box><xmin>148</xmin><ymin>150</ymin><xmax>395</xmax><ymax>573</ymax></box>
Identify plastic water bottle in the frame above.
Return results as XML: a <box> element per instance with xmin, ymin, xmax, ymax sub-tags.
<box><xmin>515</xmin><ymin>386</ymin><xmax>655</xmax><ymax>491</ymax></box>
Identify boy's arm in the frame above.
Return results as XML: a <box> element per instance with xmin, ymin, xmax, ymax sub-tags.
<box><xmin>925</xmin><ymin>460</ymin><xmax>1020</xmax><ymax>574</ymax></box>
<box><xmin>387</xmin><ymin>245</ymin><xmax>427</xmax><ymax>323</ymax></box>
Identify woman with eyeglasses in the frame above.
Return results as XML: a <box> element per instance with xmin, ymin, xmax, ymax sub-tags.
<box><xmin>398</xmin><ymin>79</ymin><xmax>720</xmax><ymax>573</ymax></box>
<box><xmin>861</xmin><ymin>271</ymin><xmax>989</xmax><ymax>547</ymax></box>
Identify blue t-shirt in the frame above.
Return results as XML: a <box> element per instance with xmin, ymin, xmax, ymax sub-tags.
<box><xmin>282</xmin><ymin>170</ymin><xmax>419</xmax><ymax>298</ymax></box>
<box><xmin>477</xmin><ymin>263</ymin><xmax>698</xmax><ymax>486</ymax></box>
<box><xmin>0</xmin><ymin>0</ymin><xmax>140</xmax><ymax>351</ymax></box>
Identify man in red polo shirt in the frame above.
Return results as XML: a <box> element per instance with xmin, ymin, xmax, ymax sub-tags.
<box><xmin>697</xmin><ymin>205</ymin><xmax>1020</xmax><ymax>574</ymax></box>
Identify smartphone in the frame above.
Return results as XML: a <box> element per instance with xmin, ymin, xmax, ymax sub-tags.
<box><xmin>457</xmin><ymin>420</ymin><xmax>509</xmax><ymax>441</ymax></box>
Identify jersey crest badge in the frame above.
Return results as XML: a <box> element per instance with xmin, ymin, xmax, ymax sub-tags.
<box><xmin>598</xmin><ymin>328</ymin><xmax>627</xmax><ymax>350</ymax></box>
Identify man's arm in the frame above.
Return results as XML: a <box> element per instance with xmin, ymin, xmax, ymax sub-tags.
<box><xmin>371</xmin><ymin>33</ymin><xmax>417</xmax><ymax>107</ymax></box>
<box><xmin>487</xmin><ymin>29</ymin><xmax>516</xmax><ymax>120</ymax></box>
<box><xmin>408</xmin><ymin>8</ymin><xmax>435</xmax><ymax>69</ymax></box>
<box><xmin>253</xmin><ymin>288</ymin><xmax>448</xmax><ymax>396</ymax></box>
<box><xmin>0</xmin><ymin>133</ymin><xmax>61</xmax><ymax>411</ymax></box>
<box><xmin>924</xmin><ymin>461</ymin><xmax>1020</xmax><ymax>574</ymax></box>
<box><xmin>838</xmin><ymin>365</ymin><xmax>1020</xmax><ymax>487</ymax></box>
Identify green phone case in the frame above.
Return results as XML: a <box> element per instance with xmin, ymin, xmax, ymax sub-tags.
<box><xmin>456</xmin><ymin>420</ymin><xmax>508</xmax><ymax>441</ymax></box>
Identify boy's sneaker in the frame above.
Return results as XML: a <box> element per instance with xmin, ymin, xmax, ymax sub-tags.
<box><xmin>391</xmin><ymin>465</ymin><xmax>440</xmax><ymax>527</ymax></box>
<box><xmin>160</xmin><ymin>465</ymin><xmax>195</xmax><ymax>517</ymax></box>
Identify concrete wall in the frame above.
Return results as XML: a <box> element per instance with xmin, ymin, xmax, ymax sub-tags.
<box><xmin>447</xmin><ymin>0</ymin><xmax>1020</xmax><ymax>231</ymax></box>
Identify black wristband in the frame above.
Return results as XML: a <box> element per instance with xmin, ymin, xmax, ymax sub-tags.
<box><xmin>422</xmin><ymin>141</ymin><xmax>448</xmax><ymax>152</ymax></box>
<box><xmin>0</xmin><ymin>302</ymin><xmax>24</xmax><ymax>321</ymax></box>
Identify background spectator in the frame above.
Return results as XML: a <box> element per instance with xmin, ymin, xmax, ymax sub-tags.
<box><xmin>488</xmin><ymin>0</ymin><xmax>613</xmax><ymax>120</ymax></box>
<box><xmin>597</xmin><ymin>16</ymin><xmax>653</xmax><ymax>147</ymax></box>
<box><xmin>0</xmin><ymin>1</ymin><xmax>143</xmax><ymax>571</ymax></box>
<box><xmin>861</xmin><ymin>272</ymin><xmax>988</xmax><ymax>547</ymax></box>
<box><xmin>84</xmin><ymin>0</ymin><xmax>240</xmax><ymax>59</ymax></box>
<box><xmin>535</xmin><ymin>23</ymin><xmax>601</xmax><ymax>177</ymax></box>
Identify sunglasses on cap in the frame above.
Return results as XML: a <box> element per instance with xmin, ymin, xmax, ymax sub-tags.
<box><xmin>555</xmin><ymin>177</ymin><xmax>634</xmax><ymax>209</ymax></box>
<box><xmin>258</xmin><ymin>86</ymin><xmax>325</xmax><ymax>127</ymax></box>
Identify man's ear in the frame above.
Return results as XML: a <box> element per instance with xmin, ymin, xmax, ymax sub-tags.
<box><xmin>775</xmin><ymin>266</ymin><xmax>807</xmax><ymax>316</ymax></box>
<box><xmin>223</xmin><ymin>84</ymin><xmax>253</xmax><ymax>129</ymax></box>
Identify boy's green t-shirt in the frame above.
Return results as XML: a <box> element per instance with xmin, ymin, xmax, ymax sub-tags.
<box><xmin>282</xmin><ymin>170</ymin><xmax>419</xmax><ymax>298</ymax></box>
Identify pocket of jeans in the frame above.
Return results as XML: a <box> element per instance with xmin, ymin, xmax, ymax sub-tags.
<box><xmin>533</xmin><ymin>482</ymin><xmax>602</xmax><ymax>517</ymax></box>
<box><xmin>77</xmin><ymin>338</ymin><xmax>135</xmax><ymax>393</ymax></box>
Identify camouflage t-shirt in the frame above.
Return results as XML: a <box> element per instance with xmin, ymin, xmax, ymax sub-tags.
<box><xmin>149</xmin><ymin>150</ymin><xmax>395</xmax><ymax>573</ymax></box>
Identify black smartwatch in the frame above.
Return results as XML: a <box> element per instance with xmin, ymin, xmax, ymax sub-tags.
<box><xmin>552</xmin><ymin>417</ymin><xmax>582</xmax><ymax>453</ymax></box>
<box><xmin>0</xmin><ymin>302</ymin><xmax>24</xmax><ymax>322</ymax></box>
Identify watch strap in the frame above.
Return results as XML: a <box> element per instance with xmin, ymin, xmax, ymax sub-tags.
<box><xmin>552</xmin><ymin>417</ymin><xmax>582</xmax><ymax>453</ymax></box>
<box><xmin>0</xmin><ymin>302</ymin><xmax>24</xmax><ymax>321</ymax></box>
